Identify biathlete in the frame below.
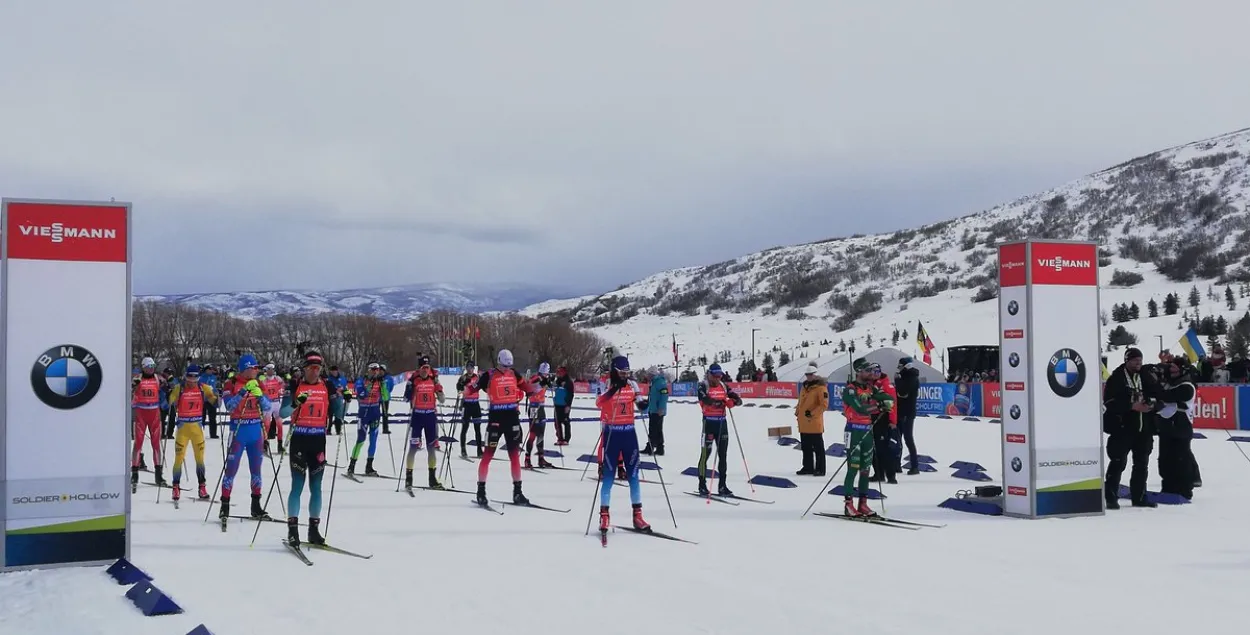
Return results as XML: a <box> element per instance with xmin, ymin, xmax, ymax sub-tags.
<box><xmin>349</xmin><ymin>362</ymin><xmax>389</xmax><ymax>477</ymax></box>
<box><xmin>457</xmin><ymin>362</ymin><xmax>484</xmax><ymax>459</ymax></box>
<box><xmin>525</xmin><ymin>362</ymin><xmax>555</xmax><ymax>469</ymax></box>
<box><xmin>132</xmin><ymin>357</ymin><xmax>168</xmax><ymax>489</ymax></box>
<box><xmin>168</xmin><ymin>365</ymin><xmax>217</xmax><ymax>502</ymax></box>
<box><xmin>596</xmin><ymin>355</ymin><xmax>652</xmax><ymax>533</ymax></box>
<box><xmin>219</xmin><ymin>354</ymin><xmax>273</xmax><ymax>521</ymax></box>
<box><xmin>404</xmin><ymin>362</ymin><xmax>445</xmax><ymax>490</ymax></box>
<box><xmin>286</xmin><ymin>350</ymin><xmax>336</xmax><ymax>547</ymax></box>
<box><xmin>841</xmin><ymin>358</ymin><xmax>895</xmax><ymax>517</ymax></box>
<box><xmin>260</xmin><ymin>363</ymin><xmax>286</xmax><ymax>455</ymax></box>
<box><xmin>475</xmin><ymin>349</ymin><xmax>537</xmax><ymax>506</ymax></box>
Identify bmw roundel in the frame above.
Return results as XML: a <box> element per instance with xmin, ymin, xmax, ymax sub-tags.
<box><xmin>1011</xmin><ymin>457</ymin><xmax>1022</xmax><ymax>472</ymax></box>
<box><xmin>1046</xmin><ymin>348</ymin><xmax>1086</xmax><ymax>398</ymax></box>
<box><xmin>1007</xmin><ymin>300</ymin><xmax>1019</xmax><ymax>316</ymax></box>
<box><xmin>31</xmin><ymin>345</ymin><xmax>103</xmax><ymax>410</ymax></box>
<box><xmin>1008</xmin><ymin>352</ymin><xmax>1020</xmax><ymax>368</ymax></box>
<box><xmin>1009</xmin><ymin>404</ymin><xmax>1021</xmax><ymax>419</ymax></box>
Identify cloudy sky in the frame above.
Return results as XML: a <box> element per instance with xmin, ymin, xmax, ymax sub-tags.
<box><xmin>3</xmin><ymin>1</ymin><xmax>1248</xmax><ymax>297</ymax></box>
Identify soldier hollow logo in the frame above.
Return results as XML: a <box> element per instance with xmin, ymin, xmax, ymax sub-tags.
<box><xmin>1007</xmin><ymin>300</ymin><xmax>1019</xmax><ymax>316</ymax></box>
<box><xmin>1046</xmin><ymin>348</ymin><xmax>1086</xmax><ymax>398</ymax></box>
<box><xmin>1008</xmin><ymin>352</ymin><xmax>1020</xmax><ymax>368</ymax></box>
<box><xmin>31</xmin><ymin>345</ymin><xmax>103</xmax><ymax>409</ymax></box>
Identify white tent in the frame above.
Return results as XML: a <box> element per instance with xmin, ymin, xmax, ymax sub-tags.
<box><xmin>777</xmin><ymin>347</ymin><xmax>945</xmax><ymax>383</ymax></box>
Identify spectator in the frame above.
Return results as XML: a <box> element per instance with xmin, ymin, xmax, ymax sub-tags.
<box><xmin>643</xmin><ymin>367</ymin><xmax>669</xmax><ymax>456</ymax></box>
<box><xmin>795</xmin><ymin>363</ymin><xmax>828</xmax><ymax>476</ymax></box>
<box><xmin>894</xmin><ymin>357</ymin><xmax>921</xmax><ymax>475</ymax></box>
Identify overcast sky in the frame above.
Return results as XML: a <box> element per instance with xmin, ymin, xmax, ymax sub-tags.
<box><xmin>2</xmin><ymin>1</ymin><xmax>1248</xmax><ymax>296</ymax></box>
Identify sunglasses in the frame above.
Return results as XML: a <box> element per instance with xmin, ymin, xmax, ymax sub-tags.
<box><xmin>185</xmin><ymin>373</ymin><xmax>199</xmax><ymax>379</ymax></box>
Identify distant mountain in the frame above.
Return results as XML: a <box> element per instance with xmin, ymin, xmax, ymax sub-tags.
<box><xmin>139</xmin><ymin>282</ymin><xmax>587</xmax><ymax>320</ymax></box>
<box><xmin>521</xmin><ymin>127</ymin><xmax>1250</xmax><ymax>369</ymax></box>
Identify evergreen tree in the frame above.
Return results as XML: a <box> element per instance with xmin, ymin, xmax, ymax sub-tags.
<box><xmin>1148</xmin><ymin>298</ymin><xmax>1159</xmax><ymax>318</ymax></box>
<box><xmin>1206</xmin><ymin>332</ymin><xmax>1220</xmax><ymax>351</ymax></box>
<box><xmin>1208</xmin><ymin>284</ymin><xmax>1217</xmax><ymax>301</ymax></box>
<box><xmin>1189</xmin><ymin>285</ymin><xmax>1201</xmax><ymax>307</ymax></box>
<box><xmin>1228</xmin><ymin>329</ymin><xmax>1249</xmax><ymax>359</ymax></box>
<box><xmin>1227</xmin><ymin>285</ymin><xmax>1237</xmax><ymax>310</ymax></box>
<box><xmin>866</xmin><ymin>334</ymin><xmax>874</xmax><ymax>348</ymax></box>
<box><xmin>901</xmin><ymin>329</ymin><xmax>909</xmax><ymax>341</ymax></box>
<box><xmin>1111</xmin><ymin>303</ymin><xmax>1128</xmax><ymax>322</ymax></box>
<box><xmin>838</xmin><ymin>339</ymin><xmax>846</xmax><ymax>352</ymax></box>
<box><xmin>1163</xmin><ymin>293</ymin><xmax>1180</xmax><ymax>315</ymax></box>
<box><xmin>779</xmin><ymin>351</ymin><xmax>791</xmax><ymax>366</ymax></box>
<box><xmin>1128</xmin><ymin>302</ymin><xmax>1140</xmax><ymax>320</ymax></box>
<box><xmin>1108</xmin><ymin>325</ymin><xmax>1137</xmax><ymax>347</ymax></box>
<box><xmin>1216</xmin><ymin>315</ymin><xmax>1229</xmax><ymax>335</ymax></box>
<box><xmin>762</xmin><ymin>353</ymin><xmax>775</xmax><ymax>370</ymax></box>
<box><xmin>891</xmin><ymin>329</ymin><xmax>900</xmax><ymax>346</ymax></box>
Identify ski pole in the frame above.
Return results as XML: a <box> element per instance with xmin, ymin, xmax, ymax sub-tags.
<box><xmin>583</xmin><ymin>427</ymin><xmax>608</xmax><ymax>536</ymax></box>
<box><xmin>322</xmin><ymin>418</ymin><xmax>346</xmax><ymax>541</ymax></box>
<box><xmin>250</xmin><ymin>442</ymin><xmax>291</xmax><ymax>547</ymax></box>
<box><xmin>155</xmin><ymin>423</ymin><xmax>171</xmax><ymax>504</ymax></box>
<box><xmin>203</xmin><ymin>425</ymin><xmax>239</xmax><ymax>523</ymax></box>
<box><xmin>800</xmin><ymin>431</ymin><xmax>872</xmax><ymax>518</ymax></box>
<box><xmin>395</xmin><ymin>418</ymin><xmax>413</xmax><ymax>493</ymax></box>
<box><xmin>639</xmin><ymin>416</ymin><xmax>677</xmax><ymax>527</ymax></box>
<box><xmin>727</xmin><ymin>409</ymin><xmax>756</xmax><ymax>493</ymax></box>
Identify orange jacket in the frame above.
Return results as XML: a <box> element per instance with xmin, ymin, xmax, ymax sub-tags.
<box><xmin>874</xmin><ymin>376</ymin><xmax>898</xmax><ymax>426</ymax></box>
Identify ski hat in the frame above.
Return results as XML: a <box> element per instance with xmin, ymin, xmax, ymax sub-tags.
<box><xmin>805</xmin><ymin>362</ymin><xmax>819</xmax><ymax>375</ymax></box>
<box><xmin>302</xmin><ymin>350</ymin><xmax>324</xmax><ymax>368</ymax></box>
<box><xmin>264</xmin><ymin>362</ymin><xmax>275</xmax><ymax>371</ymax></box>
<box><xmin>185</xmin><ymin>364</ymin><xmax>202</xmax><ymax>376</ymax></box>
<box><xmin>368</xmin><ymin>362</ymin><xmax>382</xmax><ymax>371</ymax></box>
<box><xmin>899</xmin><ymin>356</ymin><xmax>913</xmax><ymax>367</ymax></box>
<box><xmin>141</xmin><ymin>356</ymin><xmax>156</xmax><ymax>369</ymax></box>
<box><xmin>1125</xmin><ymin>347</ymin><xmax>1143</xmax><ymax>362</ymax></box>
<box><xmin>708</xmin><ymin>363</ymin><xmax>724</xmax><ymax>376</ymax></box>
<box><xmin>852</xmin><ymin>358</ymin><xmax>871</xmax><ymax>373</ymax></box>
<box><xmin>237</xmin><ymin>354</ymin><xmax>258</xmax><ymax>372</ymax></box>
<box><xmin>465</xmin><ymin>360</ymin><xmax>476</xmax><ymax>369</ymax></box>
<box><xmin>538</xmin><ymin>362</ymin><xmax>550</xmax><ymax>374</ymax></box>
<box><xmin>498</xmin><ymin>349</ymin><xmax>514</xmax><ymax>367</ymax></box>
<box><xmin>611</xmin><ymin>355</ymin><xmax>630</xmax><ymax>372</ymax></box>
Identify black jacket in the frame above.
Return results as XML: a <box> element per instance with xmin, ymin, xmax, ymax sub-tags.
<box><xmin>1103</xmin><ymin>364</ymin><xmax>1160</xmax><ymax>435</ymax></box>
<box><xmin>1154</xmin><ymin>382</ymin><xmax>1196</xmax><ymax>439</ymax></box>
<box><xmin>893</xmin><ymin>366</ymin><xmax>920</xmax><ymax>417</ymax></box>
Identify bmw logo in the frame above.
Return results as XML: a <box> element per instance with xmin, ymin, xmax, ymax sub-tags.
<box><xmin>1008</xmin><ymin>352</ymin><xmax>1020</xmax><ymax>367</ymax></box>
<box><xmin>1011</xmin><ymin>457</ymin><xmax>1022</xmax><ymax>472</ymax></box>
<box><xmin>1007</xmin><ymin>300</ymin><xmax>1019</xmax><ymax>316</ymax></box>
<box><xmin>31</xmin><ymin>345</ymin><xmax>103</xmax><ymax>410</ymax></box>
<box><xmin>1009</xmin><ymin>404</ymin><xmax>1021</xmax><ymax>419</ymax></box>
<box><xmin>1046</xmin><ymin>348</ymin><xmax>1086</xmax><ymax>398</ymax></box>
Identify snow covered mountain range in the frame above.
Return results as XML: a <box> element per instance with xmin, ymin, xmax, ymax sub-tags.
<box><xmin>523</xmin><ymin>128</ymin><xmax>1250</xmax><ymax>371</ymax></box>
<box><xmin>138</xmin><ymin>282</ymin><xmax>586</xmax><ymax>321</ymax></box>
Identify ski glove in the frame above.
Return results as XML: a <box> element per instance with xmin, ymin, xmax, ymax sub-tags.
<box><xmin>437</xmin><ymin>392</ymin><xmax>446</xmax><ymax>404</ymax></box>
<box><xmin>244</xmin><ymin>379</ymin><xmax>263</xmax><ymax>397</ymax></box>
<box><xmin>297</xmin><ymin>393</ymin><xmax>310</xmax><ymax>403</ymax></box>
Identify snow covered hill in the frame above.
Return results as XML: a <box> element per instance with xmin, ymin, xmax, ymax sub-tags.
<box><xmin>139</xmin><ymin>282</ymin><xmax>585</xmax><ymax>320</ymax></box>
<box><xmin>523</xmin><ymin>128</ymin><xmax>1250</xmax><ymax>370</ymax></box>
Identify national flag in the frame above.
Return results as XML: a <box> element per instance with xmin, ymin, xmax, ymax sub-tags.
<box><xmin>672</xmin><ymin>334</ymin><xmax>679</xmax><ymax>367</ymax></box>
<box><xmin>916</xmin><ymin>321</ymin><xmax>935</xmax><ymax>366</ymax></box>
<box><xmin>1178</xmin><ymin>328</ymin><xmax>1207</xmax><ymax>363</ymax></box>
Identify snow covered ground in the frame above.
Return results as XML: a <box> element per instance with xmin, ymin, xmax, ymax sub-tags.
<box><xmin>3</xmin><ymin>388</ymin><xmax>1248</xmax><ymax>635</ymax></box>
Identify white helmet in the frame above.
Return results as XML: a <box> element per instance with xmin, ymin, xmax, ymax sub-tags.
<box><xmin>538</xmin><ymin>362</ymin><xmax>550</xmax><ymax>374</ymax></box>
<box><xmin>498</xmin><ymin>349</ymin><xmax>514</xmax><ymax>367</ymax></box>
<box><xmin>141</xmin><ymin>357</ymin><xmax>155</xmax><ymax>368</ymax></box>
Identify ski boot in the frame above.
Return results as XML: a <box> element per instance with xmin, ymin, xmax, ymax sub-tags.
<box><xmin>537</xmin><ymin>456</ymin><xmax>555</xmax><ymax>469</ymax></box>
<box><xmin>251</xmin><ymin>494</ymin><xmax>270</xmax><ymax>520</ymax></box>
<box><xmin>512</xmin><ymin>481</ymin><xmax>529</xmax><ymax>505</ymax></box>
<box><xmin>428</xmin><ymin>468</ymin><xmax>444</xmax><ymax>490</ymax></box>
<box><xmin>1131</xmin><ymin>496</ymin><xmax>1158</xmax><ymax>508</ymax></box>
<box><xmin>153</xmin><ymin>464</ymin><xmax>167</xmax><ymax>487</ymax></box>
<box><xmin>365</xmin><ymin>459</ymin><xmax>379</xmax><ymax>477</ymax></box>
<box><xmin>405</xmin><ymin>469</ymin><xmax>414</xmax><ymax>491</ymax></box>
<box><xmin>843</xmin><ymin>496</ymin><xmax>858</xmax><ymax>517</ymax></box>
<box><xmin>219</xmin><ymin>497</ymin><xmax>231</xmax><ymax>522</ymax></box>
<box><xmin>347</xmin><ymin>458</ymin><xmax>358</xmax><ymax>476</ymax></box>
<box><xmin>697</xmin><ymin>480</ymin><xmax>710</xmax><ymax>496</ymax></box>
<box><xmin>907</xmin><ymin>467</ymin><xmax>921</xmax><ymax>476</ymax></box>
<box><xmin>286</xmin><ymin>517</ymin><xmax>300</xmax><ymax>546</ymax></box>
<box><xmin>460</xmin><ymin>447</ymin><xmax>469</xmax><ymax>460</ymax></box>
<box><xmin>475</xmin><ymin>482</ymin><xmax>488</xmax><ymax>506</ymax></box>
<box><xmin>599</xmin><ymin>505</ymin><xmax>610</xmax><ymax>533</ymax></box>
<box><xmin>307</xmin><ymin>517</ymin><xmax>325</xmax><ymax>546</ymax></box>
<box><xmin>632</xmin><ymin>503</ymin><xmax>650</xmax><ymax>531</ymax></box>
<box><xmin>130</xmin><ymin>467</ymin><xmax>139</xmax><ymax>494</ymax></box>
<box><xmin>276</xmin><ymin>439</ymin><xmax>285</xmax><ymax>455</ymax></box>
<box><xmin>857</xmin><ymin>497</ymin><xmax>877</xmax><ymax>517</ymax></box>
<box><xmin>171</xmin><ymin>482</ymin><xmax>181</xmax><ymax>502</ymax></box>
<box><xmin>718</xmin><ymin>483</ymin><xmax>734</xmax><ymax>497</ymax></box>
<box><xmin>138</xmin><ymin>454</ymin><xmax>148</xmax><ymax>470</ymax></box>
<box><xmin>642</xmin><ymin>443</ymin><xmax>654</xmax><ymax>455</ymax></box>
<box><xmin>198</xmin><ymin>482</ymin><xmax>209</xmax><ymax>500</ymax></box>
<box><xmin>524</xmin><ymin>455</ymin><xmax>534</xmax><ymax>469</ymax></box>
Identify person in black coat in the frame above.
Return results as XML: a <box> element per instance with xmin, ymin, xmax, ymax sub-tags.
<box><xmin>894</xmin><ymin>357</ymin><xmax>921</xmax><ymax>475</ymax></box>
<box><xmin>1155</xmin><ymin>357</ymin><xmax>1199</xmax><ymax>500</ymax></box>
<box><xmin>1102</xmin><ymin>347</ymin><xmax>1162</xmax><ymax>509</ymax></box>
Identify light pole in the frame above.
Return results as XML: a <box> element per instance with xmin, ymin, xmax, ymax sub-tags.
<box><xmin>751</xmin><ymin>328</ymin><xmax>761</xmax><ymax>368</ymax></box>
<box><xmin>1156</xmin><ymin>335</ymin><xmax>1164</xmax><ymax>355</ymax></box>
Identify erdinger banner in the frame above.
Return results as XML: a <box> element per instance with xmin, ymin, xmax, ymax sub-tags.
<box><xmin>1</xmin><ymin>199</ymin><xmax>132</xmax><ymax>570</ymax></box>
<box><xmin>998</xmin><ymin>240</ymin><xmax>1103</xmax><ymax>519</ymax></box>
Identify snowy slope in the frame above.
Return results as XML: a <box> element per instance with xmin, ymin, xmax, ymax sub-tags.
<box><xmin>524</xmin><ymin>128</ymin><xmax>1250</xmax><ymax>370</ymax></box>
<box><xmin>139</xmin><ymin>282</ymin><xmax>586</xmax><ymax>320</ymax></box>
<box><xmin>3</xmin><ymin>392</ymin><xmax>1247</xmax><ymax>635</ymax></box>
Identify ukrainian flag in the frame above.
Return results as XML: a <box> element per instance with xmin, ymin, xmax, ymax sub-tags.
<box><xmin>1100</xmin><ymin>362</ymin><xmax>1111</xmax><ymax>381</ymax></box>
<box><xmin>1177</xmin><ymin>328</ymin><xmax>1207</xmax><ymax>363</ymax></box>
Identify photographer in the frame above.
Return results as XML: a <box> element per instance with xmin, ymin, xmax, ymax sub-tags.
<box><xmin>1103</xmin><ymin>348</ymin><xmax>1160</xmax><ymax>509</ymax></box>
<box><xmin>1155</xmin><ymin>356</ymin><xmax>1199</xmax><ymax>501</ymax></box>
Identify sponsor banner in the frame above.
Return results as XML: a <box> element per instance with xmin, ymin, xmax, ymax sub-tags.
<box><xmin>726</xmin><ymin>382</ymin><xmax>798</xmax><ymax>399</ymax></box>
<box><xmin>670</xmin><ymin>382</ymin><xmax>697</xmax><ymax>397</ymax></box>
<box><xmin>999</xmin><ymin>242</ymin><xmax>1027</xmax><ymax>288</ymax></box>
<box><xmin>1</xmin><ymin>199</ymin><xmax>131</xmax><ymax>569</ymax></box>
<box><xmin>1025</xmin><ymin>241</ymin><xmax>1103</xmax><ymax>518</ymax></box>
<box><xmin>914</xmin><ymin>383</ymin><xmax>979</xmax><ymax>417</ymax></box>
<box><xmin>1238</xmin><ymin>386</ymin><xmax>1250</xmax><ymax>431</ymax></box>
<box><xmin>1193</xmin><ymin>385</ymin><xmax>1236</xmax><ymax>430</ymax></box>
<box><xmin>997</xmin><ymin>252</ymin><xmax>1032</xmax><ymax>517</ymax></box>
<box><xmin>980</xmin><ymin>383</ymin><xmax>1002</xmax><ymax>419</ymax></box>
<box><xmin>573</xmin><ymin>381</ymin><xmax>591</xmax><ymax>394</ymax></box>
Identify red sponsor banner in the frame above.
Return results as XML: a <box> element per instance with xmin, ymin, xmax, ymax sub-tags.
<box><xmin>998</xmin><ymin>243</ymin><xmax>1027</xmax><ymax>288</ymax></box>
<box><xmin>1007</xmin><ymin>486</ymin><xmax>1028</xmax><ymax>496</ymax></box>
<box><xmin>1193</xmin><ymin>385</ymin><xmax>1236</xmax><ymax>430</ymax></box>
<box><xmin>573</xmin><ymin>381</ymin><xmax>591</xmax><ymax>394</ymax></box>
<box><xmin>1030</xmin><ymin>242</ymin><xmax>1098</xmax><ymax>286</ymax></box>
<box><xmin>1003</xmin><ymin>329</ymin><xmax>1024</xmax><ymax>339</ymax></box>
<box><xmin>5</xmin><ymin>201</ymin><xmax>128</xmax><ymax>263</ymax></box>
<box><xmin>727</xmin><ymin>382</ymin><xmax>799</xmax><ymax>399</ymax></box>
<box><xmin>982</xmin><ymin>382</ymin><xmax>1002</xmax><ymax>418</ymax></box>
<box><xmin>1005</xmin><ymin>433</ymin><xmax>1026</xmax><ymax>443</ymax></box>
<box><xmin>1005</xmin><ymin>381</ymin><xmax>1025</xmax><ymax>391</ymax></box>
<box><xmin>636</xmin><ymin>382</ymin><xmax>650</xmax><ymax>395</ymax></box>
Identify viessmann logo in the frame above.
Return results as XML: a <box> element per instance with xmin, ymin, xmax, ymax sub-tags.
<box><xmin>1036</xmin><ymin>257</ymin><xmax>1092</xmax><ymax>272</ymax></box>
<box><xmin>18</xmin><ymin>223</ymin><xmax>118</xmax><ymax>244</ymax></box>
<box><xmin>1002</xmin><ymin>260</ymin><xmax>1024</xmax><ymax>270</ymax></box>
<box><xmin>12</xmin><ymin>491</ymin><xmax>121</xmax><ymax>505</ymax></box>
